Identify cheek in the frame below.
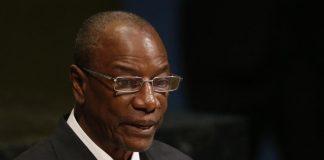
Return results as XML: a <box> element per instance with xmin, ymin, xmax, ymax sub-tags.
<box><xmin>156</xmin><ymin>93</ymin><xmax>168</xmax><ymax>109</ymax></box>
<box><xmin>89</xmin><ymin>96</ymin><xmax>128</xmax><ymax>145</ymax></box>
<box><xmin>86</xmin><ymin>86</ymin><xmax>122</xmax><ymax>131</ymax></box>
<box><xmin>103</xmin><ymin>95</ymin><xmax>135</xmax><ymax>124</ymax></box>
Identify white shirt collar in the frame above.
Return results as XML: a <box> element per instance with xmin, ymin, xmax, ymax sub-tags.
<box><xmin>67</xmin><ymin>108</ymin><xmax>140</xmax><ymax>160</ymax></box>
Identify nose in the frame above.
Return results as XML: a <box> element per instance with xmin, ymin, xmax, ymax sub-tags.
<box><xmin>131</xmin><ymin>82</ymin><xmax>160</xmax><ymax>113</ymax></box>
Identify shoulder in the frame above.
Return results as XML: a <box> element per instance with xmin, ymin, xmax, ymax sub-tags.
<box><xmin>143</xmin><ymin>140</ymin><xmax>193</xmax><ymax>160</ymax></box>
<box><xmin>14</xmin><ymin>139</ymin><xmax>57</xmax><ymax>160</ymax></box>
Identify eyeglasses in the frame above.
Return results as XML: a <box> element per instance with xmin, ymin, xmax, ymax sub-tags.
<box><xmin>81</xmin><ymin>67</ymin><xmax>182</xmax><ymax>93</ymax></box>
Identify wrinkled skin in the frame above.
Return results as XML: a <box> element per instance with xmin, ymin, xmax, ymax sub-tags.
<box><xmin>70</xmin><ymin>22</ymin><xmax>169</xmax><ymax>160</ymax></box>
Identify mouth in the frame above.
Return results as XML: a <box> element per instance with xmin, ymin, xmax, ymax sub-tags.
<box><xmin>123</xmin><ymin>120</ymin><xmax>158</xmax><ymax>137</ymax></box>
<box><xmin>132</xmin><ymin>124</ymin><xmax>154</xmax><ymax>129</ymax></box>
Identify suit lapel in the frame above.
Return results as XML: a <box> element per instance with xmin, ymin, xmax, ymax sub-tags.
<box><xmin>50</xmin><ymin>116</ymin><xmax>97</xmax><ymax>160</ymax></box>
<box><xmin>139</xmin><ymin>152</ymin><xmax>150</xmax><ymax>160</ymax></box>
<box><xmin>49</xmin><ymin>116</ymin><xmax>162</xmax><ymax>160</ymax></box>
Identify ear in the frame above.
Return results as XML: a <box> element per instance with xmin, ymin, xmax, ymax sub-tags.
<box><xmin>70</xmin><ymin>64</ymin><xmax>87</xmax><ymax>105</ymax></box>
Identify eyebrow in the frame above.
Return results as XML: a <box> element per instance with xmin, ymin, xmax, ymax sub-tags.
<box><xmin>111</xmin><ymin>63</ymin><xmax>170</xmax><ymax>77</ymax></box>
<box><xmin>154</xmin><ymin>65</ymin><xmax>170</xmax><ymax>76</ymax></box>
<box><xmin>111</xmin><ymin>65</ymin><xmax>140</xmax><ymax>76</ymax></box>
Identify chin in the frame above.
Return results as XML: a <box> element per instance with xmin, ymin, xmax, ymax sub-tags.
<box><xmin>124</xmin><ymin>137</ymin><xmax>154</xmax><ymax>152</ymax></box>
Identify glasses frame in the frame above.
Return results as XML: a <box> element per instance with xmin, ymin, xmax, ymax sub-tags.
<box><xmin>81</xmin><ymin>67</ymin><xmax>182</xmax><ymax>93</ymax></box>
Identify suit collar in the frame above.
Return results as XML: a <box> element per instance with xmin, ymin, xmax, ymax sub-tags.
<box><xmin>50</xmin><ymin>115</ymin><xmax>97</xmax><ymax>160</ymax></box>
<box><xmin>50</xmin><ymin>115</ymin><xmax>152</xmax><ymax>160</ymax></box>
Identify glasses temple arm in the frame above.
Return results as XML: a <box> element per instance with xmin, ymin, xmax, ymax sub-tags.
<box><xmin>82</xmin><ymin>67</ymin><xmax>114</xmax><ymax>80</ymax></box>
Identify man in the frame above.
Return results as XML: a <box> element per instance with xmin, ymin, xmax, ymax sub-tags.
<box><xmin>15</xmin><ymin>11</ymin><xmax>192</xmax><ymax>160</ymax></box>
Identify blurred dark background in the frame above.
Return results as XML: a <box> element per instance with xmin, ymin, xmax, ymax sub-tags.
<box><xmin>0</xmin><ymin>0</ymin><xmax>323</xmax><ymax>160</ymax></box>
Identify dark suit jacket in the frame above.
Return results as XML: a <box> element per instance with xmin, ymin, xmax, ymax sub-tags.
<box><xmin>15</xmin><ymin>117</ymin><xmax>192</xmax><ymax>160</ymax></box>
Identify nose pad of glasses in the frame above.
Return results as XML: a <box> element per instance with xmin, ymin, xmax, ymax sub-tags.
<box><xmin>139</xmin><ymin>81</ymin><xmax>155</xmax><ymax>95</ymax></box>
<box><xmin>132</xmin><ymin>82</ymin><xmax>160</xmax><ymax>112</ymax></box>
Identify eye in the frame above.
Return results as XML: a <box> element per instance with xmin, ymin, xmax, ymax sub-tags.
<box><xmin>153</xmin><ymin>77</ymin><xmax>170</xmax><ymax>89</ymax></box>
<box><xmin>116</xmin><ymin>77</ymin><xmax>142</xmax><ymax>89</ymax></box>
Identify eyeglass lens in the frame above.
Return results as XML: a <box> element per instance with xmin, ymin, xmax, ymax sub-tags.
<box><xmin>114</xmin><ymin>76</ymin><xmax>181</xmax><ymax>92</ymax></box>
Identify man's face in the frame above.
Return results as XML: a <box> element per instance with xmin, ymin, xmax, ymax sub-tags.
<box><xmin>79</xmin><ymin>24</ymin><xmax>169</xmax><ymax>152</ymax></box>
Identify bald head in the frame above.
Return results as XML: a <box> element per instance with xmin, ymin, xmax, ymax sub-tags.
<box><xmin>74</xmin><ymin>11</ymin><xmax>157</xmax><ymax>67</ymax></box>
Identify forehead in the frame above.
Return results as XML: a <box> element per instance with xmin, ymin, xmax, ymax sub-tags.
<box><xmin>92</xmin><ymin>23</ymin><xmax>169</xmax><ymax>74</ymax></box>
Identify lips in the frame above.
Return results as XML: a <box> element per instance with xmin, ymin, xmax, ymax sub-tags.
<box><xmin>132</xmin><ymin>123</ymin><xmax>154</xmax><ymax>129</ymax></box>
<box><xmin>123</xmin><ymin>120</ymin><xmax>158</xmax><ymax>136</ymax></box>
